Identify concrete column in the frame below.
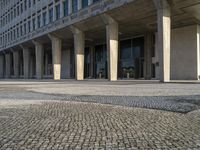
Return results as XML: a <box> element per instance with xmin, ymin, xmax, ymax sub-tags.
<box><xmin>60</xmin><ymin>0</ymin><xmax>64</xmax><ymax>18</ymax></box>
<box><xmin>33</xmin><ymin>41</ymin><xmax>44</xmax><ymax>79</ymax></box>
<box><xmin>5</xmin><ymin>53</ymin><xmax>11</xmax><ymax>78</ymax></box>
<box><xmin>68</xmin><ymin>0</ymin><xmax>72</xmax><ymax>14</ymax></box>
<box><xmin>71</xmin><ymin>26</ymin><xmax>85</xmax><ymax>80</ymax></box>
<box><xmin>89</xmin><ymin>47</ymin><xmax>94</xmax><ymax>78</ymax></box>
<box><xmin>144</xmin><ymin>33</ymin><xmax>153</xmax><ymax>80</ymax></box>
<box><xmin>13</xmin><ymin>51</ymin><xmax>20</xmax><ymax>78</ymax></box>
<box><xmin>78</xmin><ymin>0</ymin><xmax>82</xmax><ymax>10</ymax></box>
<box><xmin>88</xmin><ymin>0</ymin><xmax>93</xmax><ymax>5</ymax></box>
<box><xmin>22</xmin><ymin>46</ymin><xmax>30</xmax><ymax>79</ymax></box>
<box><xmin>153</xmin><ymin>0</ymin><xmax>171</xmax><ymax>82</ymax></box>
<box><xmin>49</xmin><ymin>34</ymin><xmax>62</xmax><ymax>80</ymax></box>
<box><xmin>66</xmin><ymin>49</ymin><xmax>71</xmax><ymax>78</ymax></box>
<box><xmin>0</xmin><ymin>55</ymin><xmax>4</xmax><ymax>78</ymax></box>
<box><xmin>105</xmin><ymin>16</ymin><xmax>119</xmax><ymax>81</ymax></box>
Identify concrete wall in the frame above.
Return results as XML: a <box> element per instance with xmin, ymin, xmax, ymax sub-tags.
<box><xmin>198</xmin><ymin>25</ymin><xmax>200</xmax><ymax>79</ymax></box>
<box><xmin>171</xmin><ymin>25</ymin><xmax>199</xmax><ymax>80</ymax></box>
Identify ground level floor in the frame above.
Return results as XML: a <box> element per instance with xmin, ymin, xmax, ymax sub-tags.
<box><xmin>0</xmin><ymin>24</ymin><xmax>200</xmax><ymax>81</ymax></box>
<box><xmin>0</xmin><ymin>80</ymin><xmax>199</xmax><ymax>149</ymax></box>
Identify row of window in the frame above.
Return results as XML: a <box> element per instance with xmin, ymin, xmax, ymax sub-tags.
<box><xmin>0</xmin><ymin>0</ymin><xmax>41</xmax><ymax>28</ymax></box>
<box><xmin>0</xmin><ymin>0</ymin><xmax>100</xmax><ymax>47</ymax></box>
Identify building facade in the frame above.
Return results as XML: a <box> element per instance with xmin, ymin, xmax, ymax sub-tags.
<box><xmin>0</xmin><ymin>0</ymin><xmax>199</xmax><ymax>82</ymax></box>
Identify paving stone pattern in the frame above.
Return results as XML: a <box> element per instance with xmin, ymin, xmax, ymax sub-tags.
<box><xmin>0</xmin><ymin>81</ymin><xmax>200</xmax><ymax>149</ymax></box>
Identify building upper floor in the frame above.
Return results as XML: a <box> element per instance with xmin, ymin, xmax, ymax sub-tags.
<box><xmin>0</xmin><ymin>0</ymin><xmax>199</xmax><ymax>52</ymax></box>
<box><xmin>0</xmin><ymin>0</ymin><xmax>104</xmax><ymax>49</ymax></box>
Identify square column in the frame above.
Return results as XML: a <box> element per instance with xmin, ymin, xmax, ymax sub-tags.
<box><xmin>88</xmin><ymin>0</ymin><xmax>93</xmax><ymax>5</ymax></box>
<box><xmin>71</xmin><ymin>27</ymin><xmax>85</xmax><ymax>80</ymax></box>
<box><xmin>106</xmin><ymin>19</ymin><xmax>119</xmax><ymax>81</ymax></box>
<box><xmin>13</xmin><ymin>51</ymin><xmax>20</xmax><ymax>78</ymax></box>
<box><xmin>154</xmin><ymin>0</ymin><xmax>171</xmax><ymax>82</ymax></box>
<box><xmin>78</xmin><ymin>0</ymin><xmax>82</xmax><ymax>10</ymax></box>
<box><xmin>33</xmin><ymin>41</ymin><xmax>44</xmax><ymax>79</ymax></box>
<box><xmin>5</xmin><ymin>53</ymin><xmax>11</xmax><ymax>78</ymax></box>
<box><xmin>0</xmin><ymin>55</ymin><xmax>4</xmax><ymax>78</ymax></box>
<box><xmin>49</xmin><ymin>35</ymin><xmax>62</xmax><ymax>80</ymax></box>
<box><xmin>22</xmin><ymin>46</ymin><xmax>30</xmax><ymax>79</ymax></box>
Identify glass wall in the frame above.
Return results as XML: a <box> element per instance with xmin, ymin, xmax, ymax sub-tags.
<box><xmin>84</xmin><ymin>47</ymin><xmax>90</xmax><ymax>78</ymax></box>
<box><xmin>84</xmin><ymin>37</ymin><xmax>145</xmax><ymax>80</ymax></box>
<box><xmin>94</xmin><ymin>45</ymin><xmax>107</xmax><ymax>79</ymax></box>
<box><xmin>119</xmin><ymin>37</ymin><xmax>144</xmax><ymax>79</ymax></box>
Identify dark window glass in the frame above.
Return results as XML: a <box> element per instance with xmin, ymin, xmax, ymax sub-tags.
<box><xmin>82</xmin><ymin>0</ymin><xmax>88</xmax><ymax>8</ymax></box>
<box><xmin>72</xmin><ymin>0</ymin><xmax>78</xmax><ymax>13</ymax></box>
<box><xmin>63</xmin><ymin>0</ymin><xmax>68</xmax><ymax>16</ymax></box>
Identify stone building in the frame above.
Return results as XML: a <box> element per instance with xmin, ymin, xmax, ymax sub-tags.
<box><xmin>0</xmin><ymin>0</ymin><xmax>199</xmax><ymax>82</ymax></box>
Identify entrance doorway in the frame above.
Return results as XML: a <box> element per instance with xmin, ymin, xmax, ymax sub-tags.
<box><xmin>119</xmin><ymin>37</ymin><xmax>144</xmax><ymax>79</ymax></box>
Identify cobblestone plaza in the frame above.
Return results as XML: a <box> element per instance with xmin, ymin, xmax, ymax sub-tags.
<box><xmin>0</xmin><ymin>80</ymin><xmax>200</xmax><ymax>149</ymax></box>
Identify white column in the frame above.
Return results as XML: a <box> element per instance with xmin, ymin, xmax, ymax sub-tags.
<box><xmin>33</xmin><ymin>41</ymin><xmax>44</xmax><ymax>79</ymax></box>
<box><xmin>144</xmin><ymin>33</ymin><xmax>153</xmax><ymax>80</ymax></box>
<box><xmin>49</xmin><ymin>34</ymin><xmax>62</xmax><ymax>80</ymax></box>
<box><xmin>88</xmin><ymin>0</ymin><xmax>93</xmax><ymax>5</ymax></box>
<box><xmin>22</xmin><ymin>46</ymin><xmax>30</xmax><ymax>79</ymax></box>
<box><xmin>0</xmin><ymin>55</ymin><xmax>4</xmax><ymax>78</ymax></box>
<box><xmin>78</xmin><ymin>0</ymin><xmax>82</xmax><ymax>10</ymax></box>
<box><xmin>154</xmin><ymin>0</ymin><xmax>171</xmax><ymax>82</ymax></box>
<box><xmin>68</xmin><ymin>0</ymin><xmax>72</xmax><ymax>14</ymax></box>
<box><xmin>71</xmin><ymin>26</ymin><xmax>85</xmax><ymax>80</ymax></box>
<box><xmin>13</xmin><ymin>51</ymin><xmax>20</xmax><ymax>78</ymax></box>
<box><xmin>105</xmin><ymin>16</ymin><xmax>119</xmax><ymax>81</ymax></box>
<box><xmin>60</xmin><ymin>0</ymin><xmax>64</xmax><ymax>18</ymax></box>
<box><xmin>5</xmin><ymin>53</ymin><xmax>11</xmax><ymax>78</ymax></box>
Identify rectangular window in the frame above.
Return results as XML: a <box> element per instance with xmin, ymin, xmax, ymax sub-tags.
<box><xmin>42</xmin><ymin>12</ymin><xmax>47</xmax><ymax>25</ymax></box>
<box><xmin>32</xmin><ymin>18</ymin><xmax>36</xmax><ymax>30</ymax></box>
<box><xmin>72</xmin><ymin>0</ymin><xmax>78</xmax><ymax>13</ymax></box>
<box><xmin>37</xmin><ymin>15</ymin><xmax>41</xmax><ymax>28</ymax></box>
<box><xmin>63</xmin><ymin>0</ymin><xmax>68</xmax><ymax>16</ymax></box>
<box><xmin>24</xmin><ymin>23</ymin><xmax>26</xmax><ymax>34</ymax></box>
<box><xmin>28</xmin><ymin>21</ymin><xmax>31</xmax><ymax>32</ymax></box>
<box><xmin>55</xmin><ymin>4</ymin><xmax>60</xmax><ymax>20</ymax></box>
<box><xmin>49</xmin><ymin>8</ymin><xmax>53</xmax><ymax>23</ymax></box>
<box><xmin>82</xmin><ymin>0</ymin><xmax>88</xmax><ymax>8</ymax></box>
<box><xmin>24</xmin><ymin>0</ymin><xmax>27</xmax><ymax>10</ymax></box>
<box><xmin>29</xmin><ymin>0</ymin><xmax>31</xmax><ymax>7</ymax></box>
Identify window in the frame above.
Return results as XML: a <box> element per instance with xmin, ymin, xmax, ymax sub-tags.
<box><xmin>55</xmin><ymin>4</ymin><xmax>60</xmax><ymax>20</ymax></box>
<box><xmin>49</xmin><ymin>8</ymin><xmax>53</xmax><ymax>23</ymax></box>
<box><xmin>24</xmin><ymin>23</ymin><xmax>26</xmax><ymax>34</ymax></box>
<box><xmin>72</xmin><ymin>0</ymin><xmax>78</xmax><ymax>13</ymax></box>
<box><xmin>32</xmin><ymin>18</ymin><xmax>36</xmax><ymax>30</ymax></box>
<box><xmin>42</xmin><ymin>12</ymin><xmax>47</xmax><ymax>25</ymax></box>
<box><xmin>63</xmin><ymin>0</ymin><xmax>68</xmax><ymax>16</ymax></box>
<box><xmin>37</xmin><ymin>15</ymin><xmax>41</xmax><ymax>28</ymax></box>
<box><xmin>82</xmin><ymin>0</ymin><xmax>88</xmax><ymax>8</ymax></box>
<box><xmin>24</xmin><ymin>0</ymin><xmax>27</xmax><ymax>10</ymax></box>
<box><xmin>28</xmin><ymin>20</ymin><xmax>31</xmax><ymax>32</ymax></box>
<box><xmin>29</xmin><ymin>0</ymin><xmax>31</xmax><ymax>7</ymax></box>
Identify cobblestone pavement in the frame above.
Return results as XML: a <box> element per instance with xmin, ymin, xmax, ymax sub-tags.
<box><xmin>0</xmin><ymin>80</ymin><xmax>200</xmax><ymax>149</ymax></box>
